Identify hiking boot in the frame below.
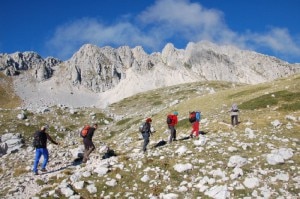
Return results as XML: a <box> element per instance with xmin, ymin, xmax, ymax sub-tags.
<box><xmin>34</xmin><ymin>171</ymin><xmax>38</xmax><ymax>175</ymax></box>
<box><xmin>41</xmin><ymin>168</ymin><xmax>47</xmax><ymax>172</ymax></box>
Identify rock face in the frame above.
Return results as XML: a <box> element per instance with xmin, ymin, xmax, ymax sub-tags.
<box><xmin>63</xmin><ymin>42</ymin><xmax>300</xmax><ymax>93</ymax></box>
<box><xmin>0</xmin><ymin>52</ymin><xmax>61</xmax><ymax>81</ymax></box>
<box><xmin>0</xmin><ymin>133</ymin><xmax>24</xmax><ymax>156</ymax></box>
<box><xmin>1</xmin><ymin>41</ymin><xmax>300</xmax><ymax>105</ymax></box>
<box><xmin>64</xmin><ymin>44</ymin><xmax>157</xmax><ymax>92</ymax></box>
<box><xmin>66</xmin><ymin>44</ymin><xmax>122</xmax><ymax>92</ymax></box>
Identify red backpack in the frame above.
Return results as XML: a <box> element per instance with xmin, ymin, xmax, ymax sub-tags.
<box><xmin>80</xmin><ymin>125</ymin><xmax>90</xmax><ymax>138</ymax></box>
<box><xmin>167</xmin><ymin>115</ymin><xmax>173</xmax><ymax>124</ymax></box>
<box><xmin>189</xmin><ymin>112</ymin><xmax>196</xmax><ymax>123</ymax></box>
<box><xmin>189</xmin><ymin>111</ymin><xmax>201</xmax><ymax>123</ymax></box>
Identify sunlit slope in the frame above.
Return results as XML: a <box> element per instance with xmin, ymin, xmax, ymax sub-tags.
<box><xmin>0</xmin><ymin>73</ymin><xmax>21</xmax><ymax>109</ymax></box>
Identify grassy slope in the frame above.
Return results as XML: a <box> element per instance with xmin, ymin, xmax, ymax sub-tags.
<box><xmin>0</xmin><ymin>72</ymin><xmax>21</xmax><ymax>108</ymax></box>
<box><xmin>102</xmin><ymin>74</ymin><xmax>300</xmax><ymax>198</ymax></box>
<box><xmin>0</xmin><ymin>72</ymin><xmax>299</xmax><ymax>198</ymax></box>
<box><xmin>106</xmin><ymin>74</ymin><xmax>300</xmax><ymax>143</ymax></box>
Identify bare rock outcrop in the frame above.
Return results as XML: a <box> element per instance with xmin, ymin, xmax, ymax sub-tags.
<box><xmin>0</xmin><ymin>133</ymin><xmax>24</xmax><ymax>155</ymax></box>
<box><xmin>2</xmin><ymin>41</ymin><xmax>300</xmax><ymax>108</ymax></box>
<box><xmin>0</xmin><ymin>52</ymin><xmax>62</xmax><ymax>81</ymax></box>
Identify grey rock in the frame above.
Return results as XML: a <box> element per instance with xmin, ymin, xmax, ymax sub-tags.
<box><xmin>271</xmin><ymin>120</ymin><xmax>281</xmax><ymax>128</ymax></box>
<box><xmin>266</xmin><ymin>153</ymin><xmax>285</xmax><ymax>165</ymax></box>
<box><xmin>266</xmin><ymin>147</ymin><xmax>294</xmax><ymax>165</ymax></box>
<box><xmin>94</xmin><ymin>167</ymin><xmax>109</xmax><ymax>176</ymax></box>
<box><xmin>60</xmin><ymin>187</ymin><xmax>74</xmax><ymax>197</ymax></box>
<box><xmin>243</xmin><ymin>177</ymin><xmax>260</xmax><ymax>189</ymax></box>
<box><xmin>1</xmin><ymin>133</ymin><xmax>24</xmax><ymax>154</ymax></box>
<box><xmin>0</xmin><ymin>142</ymin><xmax>8</xmax><ymax>156</ymax></box>
<box><xmin>86</xmin><ymin>184</ymin><xmax>97</xmax><ymax>194</ymax></box>
<box><xmin>227</xmin><ymin>155</ymin><xmax>247</xmax><ymax>168</ymax></box>
<box><xmin>205</xmin><ymin>185</ymin><xmax>228</xmax><ymax>199</ymax></box>
<box><xmin>73</xmin><ymin>181</ymin><xmax>85</xmax><ymax>190</ymax></box>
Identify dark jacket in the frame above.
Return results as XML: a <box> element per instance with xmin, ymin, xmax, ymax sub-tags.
<box><xmin>84</xmin><ymin>127</ymin><xmax>96</xmax><ymax>141</ymax></box>
<box><xmin>34</xmin><ymin>130</ymin><xmax>58</xmax><ymax>148</ymax></box>
<box><xmin>142</xmin><ymin>122</ymin><xmax>151</xmax><ymax>134</ymax></box>
<box><xmin>83</xmin><ymin>127</ymin><xmax>96</xmax><ymax>149</ymax></box>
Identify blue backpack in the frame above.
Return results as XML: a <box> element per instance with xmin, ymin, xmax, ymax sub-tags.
<box><xmin>189</xmin><ymin>111</ymin><xmax>201</xmax><ymax>123</ymax></box>
<box><xmin>195</xmin><ymin>112</ymin><xmax>201</xmax><ymax>121</ymax></box>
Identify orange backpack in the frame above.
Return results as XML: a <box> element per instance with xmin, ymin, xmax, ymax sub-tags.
<box><xmin>80</xmin><ymin>125</ymin><xmax>90</xmax><ymax>138</ymax></box>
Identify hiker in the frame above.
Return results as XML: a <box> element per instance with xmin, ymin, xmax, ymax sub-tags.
<box><xmin>229</xmin><ymin>103</ymin><xmax>239</xmax><ymax>126</ymax></box>
<box><xmin>167</xmin><ymin>111</ymin><xmax>178</xmax><ymax>143</ymax></box>
<box><xmin>189</xmin><ymin>111</ymin><xmax>201</xmax><ymax>139</ymax></box>
<box><xmin>82</xmin><ymin>123</ymin><xmax>98</xmax><ymax>163</ymax></box>
<box><xmin>141</xmin><ymin>118</ymin><xmax>153</xmax><ymax>152</ymax></box>
<box><xmin>32</xmin><ymin>124</ymin><xmax>59</xmax><ymax>175</ymax></box>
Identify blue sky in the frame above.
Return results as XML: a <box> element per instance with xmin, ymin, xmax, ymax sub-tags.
<box><xmin>1</xmin><ymin>0</ymin><xmax>299</xmax><ymax>63</ymax></box>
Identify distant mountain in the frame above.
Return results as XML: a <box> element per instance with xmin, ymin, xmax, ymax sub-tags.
<box><xmin>0</xmin><ymin>41</ymin><xmax>299</xmax><ymax>108</ymax></box>
<box><xmin>0</xmin><ymin>52</ymin><xmax>61</xmax><ymax>81</ymax></box>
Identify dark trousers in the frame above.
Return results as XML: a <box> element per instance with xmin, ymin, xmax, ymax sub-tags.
<box><xmin>83</xmin><ymin>139</ymin><xmax>95</xmax><ymax>163</ymax></box>
<box><xmin>168</xmin><ymin>125</ymin><xmax>176</xmax><ymax>143</ymax></box>
<box><xmin>231</xmin><ymin>115</ymin><xmax>239</xmax><ymax>126</ymax></box>
<box><xmin>142</xmin><ymin>132</ymin><xmax>150</xmax><ymax>152</ymax></box>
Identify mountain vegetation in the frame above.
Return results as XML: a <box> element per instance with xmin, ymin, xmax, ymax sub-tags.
<box><xmin>0</xmin><ymin>71</ymin><xmax>299</xmax><ymax>198</ymax></box>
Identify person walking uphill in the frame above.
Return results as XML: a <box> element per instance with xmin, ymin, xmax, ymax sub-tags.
<box><xmin>229</xmin><ymin>103</ymin><xmax>239</xmax><ymax>126</ymax></box>
<box><xmin>32</xmin><ymin>124</ymin><xmax>59</xmax><ymax>175</ymax></box>
<box><xmin>167</xmin><ymin>111</ymin><xmax>178</xmax><ymax>143</ymax></box>
<box><xmin>189</xmin><ymin>111</ymin><xmax>201</xmax><ymax>139</ymax></box>
<box><xmin>82</xmin><ymin>124</ymin><xmax>98</xmax><ymax>163</ymax></box>
<box><xmin>141</xmin><ymin>118</ymin><xmax>153</xmax><ymax>153</ymax></box>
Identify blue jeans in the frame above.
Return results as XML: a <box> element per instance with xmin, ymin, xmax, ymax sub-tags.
<box><xmin>33</xmin><ymin>148</ymin><xmax>49</xmax><ymax>172</ymax></box>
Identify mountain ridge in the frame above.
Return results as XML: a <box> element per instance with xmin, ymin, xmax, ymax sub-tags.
<box><xmin>0</xmin><ymin>40</ymin><xmax>300</xmax><ymax>108</ymax></box>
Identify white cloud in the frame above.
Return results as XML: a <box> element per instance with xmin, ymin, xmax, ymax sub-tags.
<box><xmin>46</xmin><ymin>0</ymin><xmax>300</xmax><ymax>62</ymax></box>
<box><xmin>138</xmin><ymin>0</ymin><xmax>230</xmax><ymax>42</ymax></box>
<box><xmin>46</xmin><ymin>18</ymin><xmax>158</xmax><ymax>60</ymax></box>
<box><xmin>248</xmin><ymin>27</ymin><xmax>300</xmax><ymax>56</ymax></box>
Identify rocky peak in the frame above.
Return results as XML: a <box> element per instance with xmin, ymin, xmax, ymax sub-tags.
<box><xmin>0</xmin><ymin>52</ymin><xmax>61</xmax><ymax>80</ymax></box>
<box><xmin>1</xmin><ymin>41</ymin><xmax>300</xmax><ymax>108</ymax></box>
<box><xmin>67</xmin><ymin>44</ymin><xmax>119</xmax><ymax>92</ymax></box>
<box><xmin>161</xmin><ymin>43</ymin><xmax>185</xmax><ymax>68</ymax></box>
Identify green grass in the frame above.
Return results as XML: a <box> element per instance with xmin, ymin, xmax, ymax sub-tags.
<box><xmin>228</xmin><ymin>86</ymin><xmax>270</xmax><ymax>99</ymax></box>
<box><xmin>177</xmin><ymin>118</ymin><xmax>191</xmax><ymax>129</ymax></box>
<box><xmin>280</xmin><ymin>101</ymin><xmax>300</xmax><ymax>111</ymax></box>
<box><xmin>35</xmin><ymin>179</ymin><xmax>46</xmax><ymax>186</ymax></box>
<box><xmin>116</xmin><ymin>118</ymin><xmax>132</xmax><ymax>126</ymax></box>
<box><xmin>239</xmin><ymin>94</ymin><xmax>278</xmax><ymax>109</ymax></box>
<box><xmin>1</xmin><ymin>73</ymin><xmax>300</xmax><ymax>198</ymax></box>
<box><xmin>152</xmin><ymin>100</ymin><xmax>163</xmax><ymax>106</ymax></box>
<box><xmin>239</xmin><ymin>90</ymin><xmax>300</xmax><ymax>110</ymax></box>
